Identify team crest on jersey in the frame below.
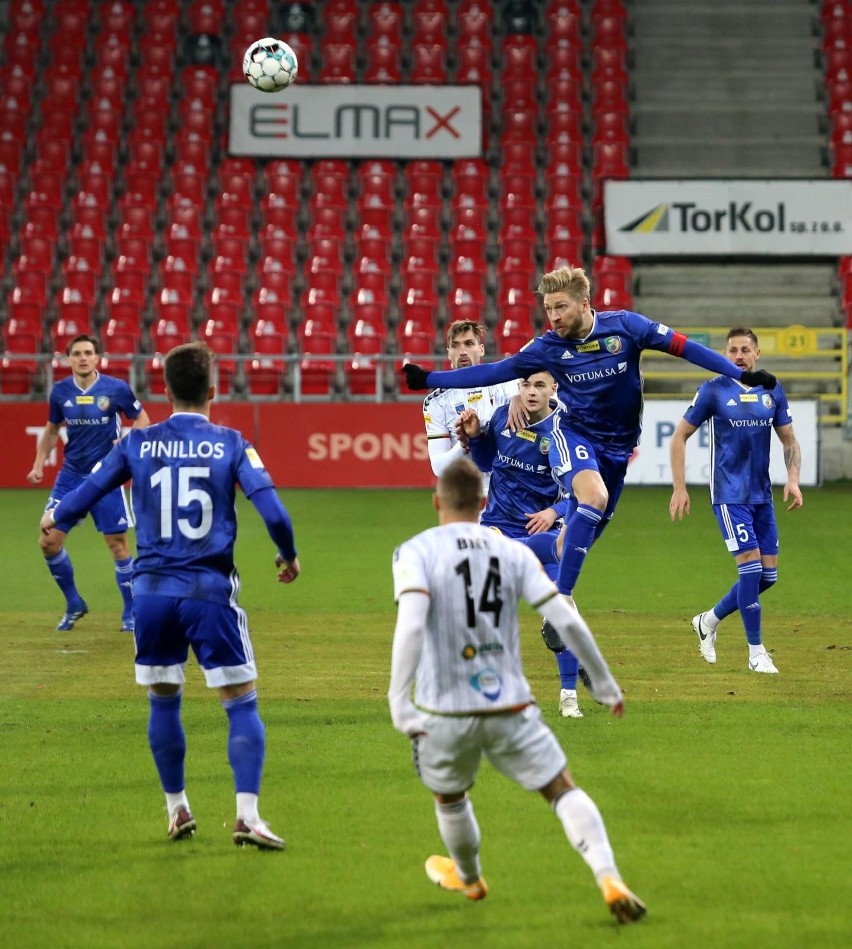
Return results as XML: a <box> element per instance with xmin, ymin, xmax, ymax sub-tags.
<box><xmin>740</xmin><ymin>393</ymin><xmax>758</xmax><ymax>402</ymax></box>
<box><xmin>469</xmin><ymin>668</ymin><xmax>502</xmax><ymax>701</ymax></box>
<box><xmin>539</xmin><ymin>436</ymin><xmax>551</xmax><ymax>454</ymax></box>
<box><xmin>515</xmin><ymin>429</ymin><xmax>536</xmax><ymax>442</ymax></box>
<box><xmin>76</xmin><ymin>396</ymin><xmax>94</xmax><ymax>404</ymax></box>
<box><xmin>96</xmin><ymin>396</ymin><xmax>110</xmax><ymax>411</ymax></box>
<box><xmin>761</xmin><ymin>394</ymin><xmax>773</xmax><ymax>408</ymax></box>
<box><xmin>604</xmin><ymin>335</ymin><xmax>622</xmax><ymax>354</ymax></box>
<box><xmin>577</xmin><ymin>341</ymin><xmax>600</xmax><ymax>353</ymax></box>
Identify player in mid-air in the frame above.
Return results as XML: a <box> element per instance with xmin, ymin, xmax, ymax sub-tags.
<box><xmin>422</xmin><ymin>320</ymin><xmax>518</xmax><ymax>492</ymax></box>
<box><xmin>27</xmin><ymin>334</ymin><xmax>150</xmax><ymax>632</ymax></box>
<box><xmin>40</xmin><ymin>342</ymin><xmax>299</xmax><ymax>848</ymax></box>
<box><xmin>389</xmin><ymin>458</ymin><xmax>646</xmax><ymax>924</ymax></box>
<box><xmin>404</xmin><ymin>265</ymin><xmax>777</xmax><ymax>682</ymax></box>
<box><xmin>459</xmin><ymin>370</ymin><xmax>586</xmax><ymax>719</ymax></box>
<box><xmin>669</xmin><ymin>327</ymin><xmax>803</xmax><ymax>673</ymax></box>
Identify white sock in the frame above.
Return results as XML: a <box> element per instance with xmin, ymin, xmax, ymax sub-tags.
<box><xmin>435</xmin><ymin>797</ymin><xmax>482</xmax><ymax>884</ymax></box>
<box><xmin>748</xmin><ymin>643</ymin><xmax>767</xmax><ymax>660</ymax></box>
<box><xmin>166</xmin><ymin>791</ymin><xmax>189</xmax><ymax>818</ymax></box>
<box><xmin>553</xmin><ymin>788</ymin><xmax>619</xmax><ymax>885</ymax></box>
<box><xmin>707</xmin><ymin>610</ymin><xmax>721</xmax><ymax>629</ymax></box>
<box><xmin>237</xmin><ymin>792</ymin><xmax>260</xmax><ymax>824</ymax></box>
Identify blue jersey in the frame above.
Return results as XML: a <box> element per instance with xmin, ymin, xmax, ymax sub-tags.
<box><xmin>468</xmin><ymin>404</ymin><xmax>568</xmax><ymax>537</ymax></box>
<box><xmin>49</xmin><ymin>372</ymin><xmax>143</xmax><ymax>475</ymax></box>
<box><xmin>424</xmin><ymin>310</ymin><xmax>745</xmax><ymax>452</ymax></box>
<box><xmin>53</xmin><ymin>413</ymin><xmax>296</xmax><ymax>604</ymax></box>
<box><xmin>683</xmin><ymin>377</ymin><xmax>792</xmax><ymax>505</ymax></box>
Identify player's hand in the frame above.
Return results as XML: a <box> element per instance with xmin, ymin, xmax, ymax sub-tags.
<box><xmin>740</xmin><ymin>369</ymin><xmax>776</xmax><ymax>389</ymax></box>
<box><xmin>402</xmin><ymin>364</ymin><xmax>431</xmax><ymax>391</ymax></box>
<box><xmin>669</xmin><ymin>488</ymin><xmax>690</xmax><ymax>521</ymax></box>
<box><xmin>26</xmin><ymin>467</ymin><xmax>43</xmax><ymax>485</ymax></box>
<box><xmin>784</xmin><ymin>482</ymin><xmax>803</xmax><ymax>511</ymax></box>
<box><xmin>609</xmin><ymin>700</ymin><xmax>625</xmax><ymax>719</ymax></box>
<box><xmin>525</xmin><ymin>508</ymin><xmax>557</xmax><ymax>534</ymax></box>
<box><xmin>457</xmin><ymin>409</ymin><xmax>480</xmax><ymax>442</ymax></box>
<box><xmin>275</xmin><ymin>554</ymin><xmax>300</xmax><ymax>584</ymax></box>
<box><xmin>506</xmin><ymin>394</ymin><xmax>529</xmax><ymax>432</ymax></box>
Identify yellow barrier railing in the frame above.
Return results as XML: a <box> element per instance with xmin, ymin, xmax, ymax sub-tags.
<box><xmin>640</xmin><ymin>326</ymin><xmax>848</xmax><ymax>424</ymax></box>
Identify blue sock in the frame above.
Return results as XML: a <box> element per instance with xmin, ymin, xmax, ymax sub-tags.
<box><xmin>556</xmin><ymin>504</ymin><xmax>602</xmax><ymax>595</ymax></box>
<box><xmin>114</xmin><ymin>556</ymin><xmax>134</xmax><ymax>615</ymax></box>
<box><xmin>760</xmin><ymin>568</ymin><xmax>777</xmax><ymax>593</ymax></box>
<box><xmin>737</xmin><ymin>561</ymin><xmax>763</xmax><ymax>645</ymax></box>
<box><xmin>148</xmin><ymin>691</ymin><xmax>186</xmax><ymax>794</ymax></box>
<box><xmin>223</xmin><ymin>689</ymin><xmax>265</xmax><ymax>794</ymax></box>
<box><xmin>556</xmin><ymin>649</ymin><xmax>579</xmax><ymax>689</ymax></box>
<box><xmin>713</xmin><ymin>581</ymin><xmax>740</xmax><ymax>621</ymax></box>
<box><xmin>44</xmin><ymin>549</ymin><xmax>82</xmax><ymax>608</ymax></box>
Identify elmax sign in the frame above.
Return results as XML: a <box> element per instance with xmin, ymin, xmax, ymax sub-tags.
<box><xmin>228</xmin><ymin>84</ymin><xmax>482</xmax><ymax>158</ymax></box>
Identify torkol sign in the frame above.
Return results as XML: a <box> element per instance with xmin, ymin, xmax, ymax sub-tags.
<box><xmin>229</xmin><ymin>84</ymin><xmax>482</xmax><ymax>158</ymax></box>
<box><xmin>604</xmin><ymin>180</ymin><xmax>852</xmax><ymax>255</ymax></box>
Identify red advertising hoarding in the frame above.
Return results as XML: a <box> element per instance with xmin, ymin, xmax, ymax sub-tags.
<box><xmin>0</xmin><ymin>401</ymin><xmax>433</xmax><ymax>489</ymax></box>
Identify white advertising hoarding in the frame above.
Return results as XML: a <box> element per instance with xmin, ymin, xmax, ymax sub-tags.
<box><xmin>624</xmin><ymin>400</ymin><xmax>819</xmax><ymax>486</ymax></box>
<box><xmin>604</xmin><ymin>180</ymin><xmax>852</xmax><ymax>255</ymax></box>
<box><xmin>229</xmin><ymin>84</ymin><xmax>482</xmax><ymax>158</ymax></box>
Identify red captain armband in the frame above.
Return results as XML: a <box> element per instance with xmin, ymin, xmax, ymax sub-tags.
<box><xmin>668</xmin><ymin>331</ymin><xmax>687</xmax><ymax>356</ymax></box>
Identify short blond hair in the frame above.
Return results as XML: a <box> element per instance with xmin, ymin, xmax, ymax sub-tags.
<box><xmin>536</xmin><ymin>265</ymin><xmax>590</xmax><ymax>301</ymax></box>
<box><xmin>436</xmin><ymin>458</ymin><xmax>484</xmax><ymax>512</ymax></box>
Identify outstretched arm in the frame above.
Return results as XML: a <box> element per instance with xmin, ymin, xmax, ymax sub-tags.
<box><xmin>669</xmin><ymin>418</ymin><xmax>698</xmax><ymax>521</ymax></box>
<box><xmin>404</xmin><ymin>356</ymin><xmax>523</xmax><ymax>391</ymax></box>
<box><xmin>671</xmin><ymin>335</ymin><xmax>776</xmax><ymax>388</ymax></box>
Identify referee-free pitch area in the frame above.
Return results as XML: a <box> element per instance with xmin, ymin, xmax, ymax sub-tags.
<box><xmin>1</xmin><ymin>485</ymin><xmax>849</xmax><ymax>949</ymax></box>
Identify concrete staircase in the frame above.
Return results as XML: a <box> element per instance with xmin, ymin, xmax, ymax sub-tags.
<box><xmin>629</xmin><ymin>0</ymin><xmax>826</xmax><ymax>178</ymax></box>
<box><xmin>635</xmin><ymin>263</ymin><xmax>838</xmax><ymax>328</ymax></box>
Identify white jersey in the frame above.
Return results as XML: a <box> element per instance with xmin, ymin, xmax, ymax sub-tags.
<box><xmin>423</xmin><ymin>381</ymin><xmax>518</xmax><ymax>490</ymax></box>
<box><xmin>392</xmin><ymin>521</ymin><xmax>557</xmax><ymax>715</ymax></box>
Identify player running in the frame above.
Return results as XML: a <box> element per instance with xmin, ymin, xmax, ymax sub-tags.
<box><xmin>389</xmin><ymin>458</ymin><xmax>646</xmax><ymax>924</ymax></box>
<box><xmin>669</xmin><ymin>327</ymin><xmax>803</xmax><ymax>673</ymax></box>
<box><xmin>27</xmin><ymin>334</ymin><xmax>150</xmax><ymax>632</ymax></box>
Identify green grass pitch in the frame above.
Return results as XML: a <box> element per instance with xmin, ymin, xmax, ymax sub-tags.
<box><xmin>1</xmin><ymin>485</ymin><xmax>850</xmax><ymax>948</ymax></box>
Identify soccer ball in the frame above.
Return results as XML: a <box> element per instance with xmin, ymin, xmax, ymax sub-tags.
<box><xmin>243</xmin><ymin>37</ymin><xmax>298</xmax><ymax>92</ymax></box>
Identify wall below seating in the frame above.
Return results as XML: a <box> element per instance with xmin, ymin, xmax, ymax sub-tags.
<box><xmin>1</xmin><ymin>402</ymin><xmax>432</xmax><ymax>489</ymax></box>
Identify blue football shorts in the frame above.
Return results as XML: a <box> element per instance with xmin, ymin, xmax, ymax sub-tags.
<box><xmin>712</xmin><ymin>502</ymin><xmax>779</xmax><ymax>556</ymax></box>
<box><xmin>133</xmin><ymin>594</ymin><xmax>257</xmax><ymax>688</ymax></box>
<box><xmin>47</xmin><ymin>467</ymin><xmax>133</xmax><ymax>535</ymax></box>
<box><xmin>548</xmin><ymin>424</ymin><xmax>632</xmax><ymax>526</ymax></box>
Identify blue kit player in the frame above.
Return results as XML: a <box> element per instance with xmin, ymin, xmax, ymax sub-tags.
<box><xmin>403</xmin><ymin>265</ymin><xmax>777</xmax><ymax>675</ymax></box>
<box><xmin>40</xmin><ymin>342</ymin><xmax>300</xmax><ymax>848</ymax></box>
<box><xmin>459</xmin><ymin>371</ymin><xmax>586</xmax><ymax>719</ymax></box>
<box><xmin>27</xmin><ymin>334</ymin><xmax>150</xmax><ymax>632</ymax></box>
<box><xmin>669</xmin><ymin>327</ymin><xmax>803</xmax><ymax>674</ymax></box>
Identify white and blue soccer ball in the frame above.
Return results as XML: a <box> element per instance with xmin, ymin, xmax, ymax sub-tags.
<box><xmin>243</xmin><ymin>38</ymin><xmax>298</xmax><ymax>92</ymax></box>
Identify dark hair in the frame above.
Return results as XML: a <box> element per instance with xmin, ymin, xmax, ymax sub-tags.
<box><xmin>164</xmin><ymin>341</ymin><xmax>214</xmax><ymax>404</ymax></box>
<box><xmin>726</xmin><ymin>327</ymin><xmax>759</xmax><ymax>346</ymax></box>
<box><xmin>436</xmin><ymin>458</ymin><xmax>484</xmax><ymax>511</ymax></box>
<box><xmin>446</xmin><ymin>320</ymin><xmax>486</xmax><ymax>346</ymax></box>
<box><xmin>66</xmin><ymin>334</ymin><xmax>100</xmax><ymax>356</ymax></box>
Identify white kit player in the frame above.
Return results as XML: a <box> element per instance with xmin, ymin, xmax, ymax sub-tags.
<box><xmin>422</xmin><ymin>320</ymin><xmax>518</xmax><ymax>491</ymax></box>
<box><xmin>388</xmin><ymin>458</ymin><xmax>646</xmax><ymax>924</ymax></box>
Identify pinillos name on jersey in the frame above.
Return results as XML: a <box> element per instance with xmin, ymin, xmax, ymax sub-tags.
<box><xmin>139</xmin><ymin>440</ymin><xmax>227</xmax><ymax>459</ymax></box>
